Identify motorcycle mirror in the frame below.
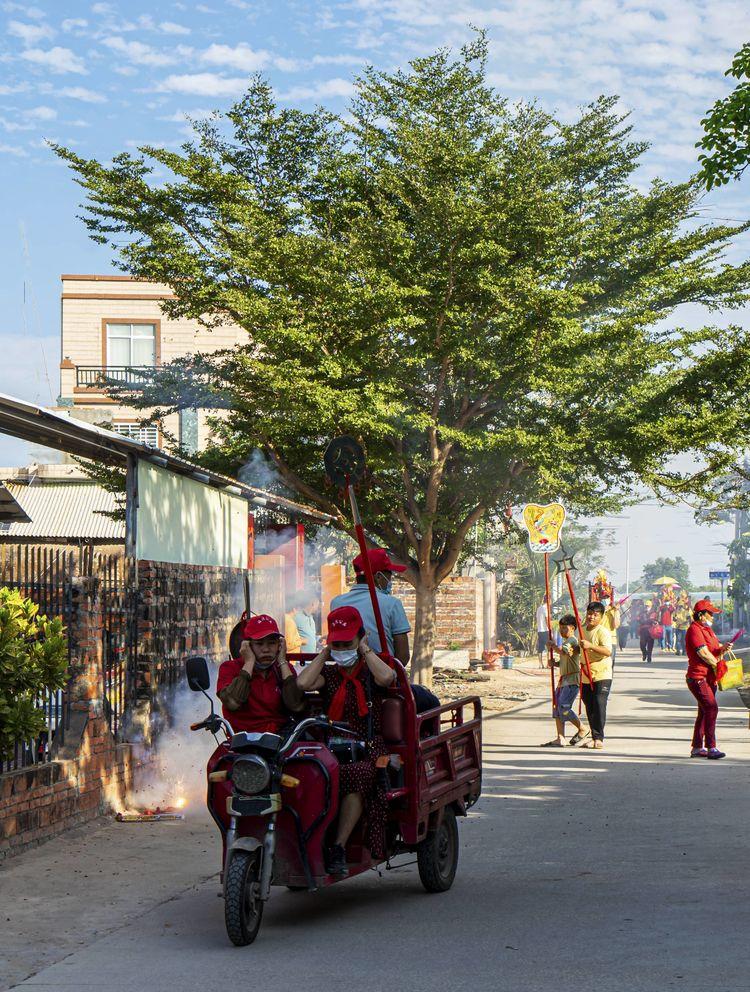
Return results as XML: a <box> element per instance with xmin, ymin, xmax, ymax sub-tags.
<box><xmin>186</xmin><ymin>656</ymin><xmax>211</xmax><ymax>692</ymax></box>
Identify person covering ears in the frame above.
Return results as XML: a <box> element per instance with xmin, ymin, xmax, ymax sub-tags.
<box><xmin>216</xmin><ymin>614</ymin><xmax>305</xmax><ymax>734</ymax></box>
<box><xmin>540</xmin><ymin>614</ymin><xmax>590</xmax><ymax>748</ymax></box>
<box><xmin>685</xmin><ymin>599</ymin><xmax>733</xmax><ymax>759</ymax></box>
<box><xmin>295</xmin><ymin>605</ymin><xmax>395</xmax><ymax>876</ymax></box>
<box><xmin>331</xmin><ymin>547</ymin><xmax>411</xmax><ymax>663</ymax></box>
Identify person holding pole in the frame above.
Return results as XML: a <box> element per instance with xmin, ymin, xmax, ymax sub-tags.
<box><xmin>578</xmin><ymin>602</ymin><xmax>613</xmax><ymax>750</ymax></box>
<box><xmin>541</xmin><ymin>614</ymin><xmax>590</xmax><ymax>747</ymax></box>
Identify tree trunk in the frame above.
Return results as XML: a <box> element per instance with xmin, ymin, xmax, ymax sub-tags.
<box><xmin>410</xmin><ymin>579</ymin><xmax>437</xmax><ymax>686</ymax></box>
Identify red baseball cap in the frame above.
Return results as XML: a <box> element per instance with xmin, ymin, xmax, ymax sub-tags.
<box><xmin>241</xmin><ymin>614</ymin><xmax>280</xmax><ymax>640</ymax></box>
<box><xmin>352</xmin><ymin>548</ymin><xmax>406</xmax><ymax>574</ymax></box>
<box><xmin>693</xmin><ymin>598</ymin><xmax>722</xmax><ymax>615</ymax></box>
<box><xmin>327</xmin><ymin>606</ymin><xmax>364</xmax><ymax>643</ymax></box>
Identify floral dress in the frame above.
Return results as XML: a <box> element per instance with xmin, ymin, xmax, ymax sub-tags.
<box><xmin>321</xmin><ymin>664</ymin><xmax>389</xmax><ymax>860</ymax></box>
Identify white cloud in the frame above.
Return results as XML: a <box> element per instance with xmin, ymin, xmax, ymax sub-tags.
<box><xmin>101</xmin><ymin>36</ymin><xmax>179</xmax><ymax>67</ymax></box>
<box><xmin>159</xmin><ymin>21</ymin><xmax>190</xmax><ymax>35</ymax></box>
<box><xmin>2</xmin><ymin>3</ymin><xmax>44</xmax><ymax>17</ymax></box>
<box><xmin>158</xmin><ymin>108</ymin><xmax>215</xmax><ymax>122</ymax></box>
<box><xmin>20</xmin><ymin>47</ymin><xmax>87</xmax><ymax>74</ymax></box>
<box><xmin>279</xmin><ymin>78</ymin><xmax>356</xmax><ymax>101</ymax></box>
<box><xmin>0</xmin><ymin>142</ymin><xmax>29</xmax><ymax>156</ymax></box>
<box><xmin>7</xmin><ymin>19</ymin><xmax>55</xmax><ymax>45</ymax></box>
<box><xmin>58</xmin><ymin>85</ymin><xmax>106</xmax><ymax>103</ymax></box>
<box><xmin>0</xmin><ymin>82</ymin><xmax>29</xmax><ymax>94</ymax></box>
<box><xmin>0</xmin><ymin>118</ymin><xmax>33</xmax><ymax>132</ymax></box>
<box><xmin>62</xmin><ymin>18</ymin><xmax>89</xmax><ymax>34</ymax></box>
<box><xmin>28</xmin><ymin>105</ymin><xmax>57</xmax><ymax>120</ymax></box>
<box><xmin>200</xmin><ymin>43</ymin><xmax>271</xmax><ymax>72</ymax></box>
<box><xmin>158</xmin><ymin>72</ymin><xmax>249</xmax><ymax>97</ymax></box>
<box><xmin>91</xmin><ymin>2</ymin><xmax>115</xmax><ymax>14</ymax></box>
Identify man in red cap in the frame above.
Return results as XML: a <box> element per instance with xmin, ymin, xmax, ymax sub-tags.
<box><xmin>216</xmin><ymin>615</ymin><xmax>305</xmax><ymax>734</ymax></box>
<box><xmin>331</xmin><ymin>547</ymin><xmax>411</xmax><ymax>664</ymax></box>
<box><xmin>685</xmin><ymin>599</ymin><xmax>733</xmax><ymax>759</ymax></box>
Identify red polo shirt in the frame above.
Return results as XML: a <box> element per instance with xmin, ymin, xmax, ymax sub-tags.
<box><xmin>685</xmin><ymin>621</ymin><xmax>722</xmax><ymax>683</ymax></box>
<box><xmin>216</xmin><ymin>659</ymin><xmax>289</xmax><ymax>734</ymax></box>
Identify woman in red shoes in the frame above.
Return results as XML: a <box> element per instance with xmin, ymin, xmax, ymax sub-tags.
<box><xmin>296</xmin><ymin>605</ymin><xmax>396</xmax><ymax>875</ymax></box>
<box><xmin>685</xmin><ymin>599</ymin><xmax>732</xmax><ymax>759</ymax></box>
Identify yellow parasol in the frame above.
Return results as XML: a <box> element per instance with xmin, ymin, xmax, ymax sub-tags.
<box><xmin>653</xmin><ymin>576</ymin><xmax>678</xmax><ymax>586</ymax></box>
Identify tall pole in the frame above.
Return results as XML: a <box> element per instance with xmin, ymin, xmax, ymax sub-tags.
<box><xmin>721</xmin><ymin>577</ymin><xmax>725</xmax><ymax>633</ymax></box>
<box><xmin>625</xmin><ymin>535</ymin><xmax>630</xmax><ymax>597</ymax></box>
<box><xmin>543</xmin><ymin>553</ymin><xmax>555</xmax><ymax>712</ymax></box>
<box><xmin>562</xmin><ymin>562</ymin><xmax>594</xmax><ymax>688</ymax></box>
<box><xmin>345</xmin><ymin>476</ymin><xmax>389</xmax><ymax>657</ymax></box>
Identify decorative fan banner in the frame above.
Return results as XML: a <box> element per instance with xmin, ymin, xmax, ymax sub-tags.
<box><xmin>521</xmin><ymin>502</ymin><xmax>567</xmax><ymax>554</ymax></box>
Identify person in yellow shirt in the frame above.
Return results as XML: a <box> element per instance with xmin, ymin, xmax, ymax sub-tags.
<box><xmin>284</xmin><ymin>609</ymin><xmax>303</xmax><ymax>655</ymax></box>
<box><xmin>602</xmin><ymin>599</ymin><xmax>621</xmax><ymax>667</ymax></box>
<box><xmin>579</xmin><ymin>601</ymin><xmax>613</xmax><ymax>750</ymax></box>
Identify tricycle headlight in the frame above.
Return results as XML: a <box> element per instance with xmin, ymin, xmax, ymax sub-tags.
<box><xmin>232</xmin><ymin>755</ymin><xmax>270</xmax><ymax>795</ymax></box>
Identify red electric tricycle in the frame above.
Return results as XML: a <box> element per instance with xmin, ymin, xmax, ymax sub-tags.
<box><xmin>186</xmin><ymin>655</ymin><xmax>482</xmax><ymax>946</ymax></box>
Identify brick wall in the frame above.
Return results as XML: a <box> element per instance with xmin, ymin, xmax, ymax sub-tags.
<box><xmin>393</xmin><ymin>576</ymin><xmax>484</xmax><ymax>657</ymax></box>
<box><xmin>0</xmin><ymin>719</ymin><xmax>148</xmax><ymax>860</ymax></box>
<box><xmin>137</xmin><ymin>558</ymin><xmax>246</xmax><ymax>667</ymax></box>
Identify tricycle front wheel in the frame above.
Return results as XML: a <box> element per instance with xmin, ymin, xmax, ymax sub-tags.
<box><xmin>417</xmin><ymin>807</ymin><xmax>459</xmax><ymax>893</ymax></box>
<box><xmin>224</xmin><ymin>850</ymin><xmax>264</xmax><ymax>946</ymax></box>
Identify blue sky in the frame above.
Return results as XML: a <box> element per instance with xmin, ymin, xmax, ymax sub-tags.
<box><xmin>0</xmin><ymin>0</ymin><xmax>748</xmax><ymax>585</ymax></box>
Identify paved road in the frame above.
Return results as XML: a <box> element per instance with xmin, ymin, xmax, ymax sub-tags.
<box><xmin>4</xmin><ymin>649</ymin><xmax>749</xmax><ymax>991</ymax></box>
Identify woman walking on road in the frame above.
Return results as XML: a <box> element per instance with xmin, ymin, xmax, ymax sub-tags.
<box><xmin>685</xmin><ymin>599</ymin><xmax>732</xmax><ymax>759</ymax></box>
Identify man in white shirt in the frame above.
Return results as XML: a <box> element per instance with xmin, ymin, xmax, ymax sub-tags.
<box><xmin>536</xmin><ymin>600</ymin><xmax>550</xmax><ymax>668</ymax></box>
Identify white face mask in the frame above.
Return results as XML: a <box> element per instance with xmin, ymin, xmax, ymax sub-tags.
<box><xmin>331</xmin><ymin>648</ymin><xmax>359</xmax><ymax>667</ymax></box>
<box><xmin>704</xmin><ymin>616</ymin><xmax>714</xmax><ymax>627</ymax></box>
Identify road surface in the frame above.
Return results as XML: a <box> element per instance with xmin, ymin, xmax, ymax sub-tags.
<box><xmin>3</xmin><ymin>648</ymin><xmax>748</xmax><ymax>991</ymax></box>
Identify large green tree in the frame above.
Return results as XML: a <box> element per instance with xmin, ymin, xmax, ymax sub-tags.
<box><xmin>56</xmin><ymin>37</ymin><xmax>750</xmax><ymax>682</ymax></box>
<box><xmin>698</xmin><ymin>42</ymin><xmax>750</xmax><ymax>189</ymax></box>
<box><xmin>639</xmin><ymin>557</ymin><xmax>692</xmax><ymax>592</ymax></box>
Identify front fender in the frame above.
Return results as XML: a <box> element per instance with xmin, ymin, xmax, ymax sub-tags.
<box><xmin>223</xmin><ymin>837</ymin><xmax>263</xmax><ymax>899</ymax></box>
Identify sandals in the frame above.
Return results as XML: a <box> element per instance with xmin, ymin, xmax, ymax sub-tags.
<box><xmin>582</xmin><ymin>739</ymin><xmax>604</xmax><ymax>749</ymax></box>
<box><xmin>540</xmin><ymin>739</ymin><xmax>564</xmax><ymax>747</ymax></box>
<box><xmin>569</xmin><ymin>730</ymin><xmax>590</xmax><ymax>747</ymax></box>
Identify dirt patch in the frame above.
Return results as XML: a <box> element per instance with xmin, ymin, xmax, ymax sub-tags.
<box><xmin>433</xmin><ymin>659</ymin><xmax>551</xmax><ymax>713</ymax></box>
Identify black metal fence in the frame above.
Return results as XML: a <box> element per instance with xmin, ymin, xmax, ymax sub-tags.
<box><xmin>75</xmin><ymin>365</ymin><xmax>153</xmax><ymax>388</ymax></box>
<box><xmin>99</xmin><ymin>554</ymin><xmax>137</xmax><ymax>743</ymax></box>
<box><xmin>0</xmin><ymin>546</ymin><xmax>76</xmax><ymax>774</ymax></box>
<box><xmin>0</xmin><ymin>545</ymin><xmax>137</xmax><ymax>774</ymax></box>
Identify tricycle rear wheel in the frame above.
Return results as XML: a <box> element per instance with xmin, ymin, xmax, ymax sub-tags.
<box><xmin>417</xmin><ymin>807</ymin><xmax>459</xmax><ymax>893</ymax></box>
<box><xmin>224</xmin><ymin>850</ymin><xmax>264</xmax><ymax>946</ymax></box>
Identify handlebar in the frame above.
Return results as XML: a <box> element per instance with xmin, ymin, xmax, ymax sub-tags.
<box><xmin>279</xmin><ymin>715</ymin><xmax>358</xmax><ymax>756</ymax></box>
<box><xmin>190</xmin><ymin>714</ymin><xmax>232</xmax><ymax>737</ymax></box>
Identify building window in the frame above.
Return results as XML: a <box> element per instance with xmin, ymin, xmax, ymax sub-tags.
<box><xmin>112</xmin><ymin>422</ymin><xmax>159</xmax><ymax>446</ymax></box>
<box><xmin>106</xmin><ymin>323</ymin><xmax>156</xmax><ymax>367</ymax></box>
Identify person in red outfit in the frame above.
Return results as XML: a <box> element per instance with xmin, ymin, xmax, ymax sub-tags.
<box><xmin>685</xmin><ymin>599</ymin><xmax>732</xmax><ymax>759</ymax></box>
<box><xmin>296</xmin><ymin>606</ymin><xmax>396</xmax><ymax>876</ymax></box>
<box><xmin>216</xmin><ymin>614</ymin><xmax>305</xmax><ymax>734</ymax></box>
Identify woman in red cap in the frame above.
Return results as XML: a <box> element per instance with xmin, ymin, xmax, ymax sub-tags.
<box><xmin>296</xmin><ymin>605</ymin><xmax>396</xmax><ymax>875</ymax></box>
<box><xmin>217</xmin><ymin>614</ymin><xmax>305</xmax><ymax>734</ymax></box>
<box><xmin>685</xmin><ymin>599</ymin><xmax>732</xmax><ymax>759</ymax></box>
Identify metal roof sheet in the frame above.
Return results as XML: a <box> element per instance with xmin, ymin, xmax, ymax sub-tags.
<box><xmin>0</xmin><ymin>483</ymin><xmax>125</xmax><ymax>540</ymax></box>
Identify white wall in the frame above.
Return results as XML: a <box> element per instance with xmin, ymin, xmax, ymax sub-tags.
<box><xmin>136</xmin><ymin>460</ymin><xmax>248</xmax><ymax>567</ymax></box>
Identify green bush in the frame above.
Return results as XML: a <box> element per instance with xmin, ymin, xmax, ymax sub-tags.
<box><xmin>0</xmin><ymin>588</ymin><xmax>68</xmax><ymax>760</ymax></box>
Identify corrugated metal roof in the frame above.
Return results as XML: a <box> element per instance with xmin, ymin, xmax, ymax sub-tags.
<box><xmin>0</xmin><ymin>483</ymin><xmax>125</xmax><ymax>540</ymax></box>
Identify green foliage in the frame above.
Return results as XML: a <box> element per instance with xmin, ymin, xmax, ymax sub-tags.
<box><xmin>0</xmin><ymin>588</ymin><xmax>68</xmax><ymax>760</ymax></box>
<box><xmin>698</xmin><ymin>43</ymin><xmax>750</xmax><ymax>189</ymax></box>
<box><xmin>639</xmin><ymin>557</ymin><xmax>692</xmax><ymax>591</ymax></box>
<box><xmin>53</xmin><ymin>37</ymin><xmax>750</xmax><ymax>673</ymax></box>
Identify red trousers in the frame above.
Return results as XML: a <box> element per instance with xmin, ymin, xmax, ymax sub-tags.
<box><xmin>686</xmin><ymin>677</ymin><xmax>718</xmax><ymax>750</ymax></box>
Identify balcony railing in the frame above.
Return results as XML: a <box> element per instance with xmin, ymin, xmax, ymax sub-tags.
<box><xmin>76</xmin><ymin>366</ymin><xmax>156</xmax><ymax>389</ymax></box>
